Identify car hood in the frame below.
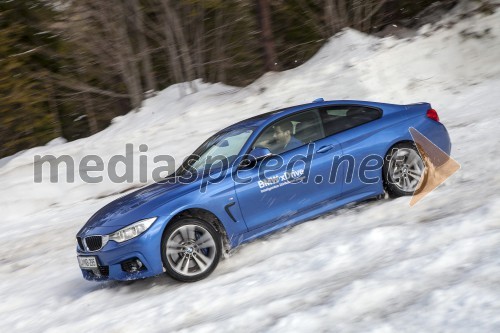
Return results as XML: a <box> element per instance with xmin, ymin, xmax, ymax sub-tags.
<box><xmin>80</xmin><ymin>178</ymin><xmax>197</xmax><ymax>231</ymax></box>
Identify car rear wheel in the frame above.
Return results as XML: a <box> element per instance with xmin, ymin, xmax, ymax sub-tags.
<box><xmin>161</xmin><ymin>217</ymin><xmax>221</xmax><ymax>282</ymax></box>
<box><xmin>383</xmin><ymin>142</ymin><xmax>426</xmax><ymax>197</ymax></box>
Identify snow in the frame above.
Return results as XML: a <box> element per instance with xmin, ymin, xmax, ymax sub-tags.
<box><xmin>1</xmin><ymin>8</ymin><xmax>500</xmax><ymax>333</ymax></box>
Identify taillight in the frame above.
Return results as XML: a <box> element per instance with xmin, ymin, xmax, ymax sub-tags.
<box><xmin>426</xmin><ymin>108</ymin><xmax>440</xmax><ymax>122</ymax></box>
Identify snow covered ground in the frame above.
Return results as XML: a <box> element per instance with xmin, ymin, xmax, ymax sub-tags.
<box><xmin>1</xmin><ymin>6</ymin><xmax>500</xmax><ymax>333</ymax></box>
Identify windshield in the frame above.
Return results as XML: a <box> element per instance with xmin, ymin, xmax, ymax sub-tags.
<box><xmin>176</xmin><ymin>128</ymin><xmax>253</xmax><ymax>177</ymax></box>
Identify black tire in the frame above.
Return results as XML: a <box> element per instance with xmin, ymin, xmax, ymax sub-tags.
<box><xmin>161</xmin><ymin>217</ymin><xmax>221</xmax><ymax>282</ymax></box>
<box><xmin>383</xmin><ymin>142</ymin><xmax>427</xmax><ymax>198</ymax></box>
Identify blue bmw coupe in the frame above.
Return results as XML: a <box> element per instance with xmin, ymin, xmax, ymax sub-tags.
<box><xmin>76</xmin><ymin>99</ymin><xmax>451</xmax><ymax>282</ymax></box>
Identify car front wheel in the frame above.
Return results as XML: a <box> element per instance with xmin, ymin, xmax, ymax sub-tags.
<box><xmin>161</xmin><ymin>218</ymin><xmax>221</xmax><ymax>282</ymax></box>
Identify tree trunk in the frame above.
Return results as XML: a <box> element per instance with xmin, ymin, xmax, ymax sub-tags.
<box><xmin>131</xmin><ymin>0</ymin><xmax>157</xmax><ymax>92</ymax></box>
<box><xmin>352</xmin><ymin>0</ymin><xmax>363</xmax><ymax>31</ymax></box>
<box><xmin>161</xmin><ymin>9</ymin><xmax>185</xmax><ymax>95</ymax></box>
<box><xmin>257</xmin><ymin>0</ymin><xmax>278</xmax><ymax>72</ymax></box>
<box><xmin>214</xmin><ymin>9</ymin><xmax>226</xmax><ymax>83</ymax></box>
<box><xmin>193</xmin><ymin>2</ymin><xmax>206</xmax><ymax>81</ymax></box>
<box><xmin>325</xmin><ymin>0</ymin><xmax>337</xmax><ymax>35</ymax></box>
<box><xmin>162</xmin><ymin>0</ymin><xmax>197</xmax><ymax>93</ymax></box>
<box><xmin>45</xmin><ymin>80</ymin><xmax>63</xmax><ymax>138</ymax></box>
<box><xmin>335</xmin><ymin>0</ymin><xmax>348</xmax><ymax>28</ymax></box>
<box><xmin>83</xmin><ymin>93</ymin><xmax>99</xmax><ymax>134</ymax></box>
<box><xmin>91</xmin><ymin>0</ymin><xmax>144</xmax><ymax>109</ymax></box>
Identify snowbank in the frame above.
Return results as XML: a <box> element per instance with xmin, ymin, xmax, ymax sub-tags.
<box><xmin>0</xmin><ymin>8</ymin><xmax>499</xmax><ymax>333</ymax></box>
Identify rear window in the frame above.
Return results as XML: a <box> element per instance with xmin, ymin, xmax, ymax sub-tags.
<box><xmin>320</xmin><ymin>106</ymin><xmax>381</xmax><ymax>136</ymax></box>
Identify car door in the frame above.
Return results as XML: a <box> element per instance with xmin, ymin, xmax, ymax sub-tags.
<box><xmin>318</xmin><ymin>105</ymin><xmax>384</xmax><ymax>195</ymax></box>
<box><xmin>234</xmin><ymin>109</ymin><xmax>343</xmax><ymax>231</ymax></box>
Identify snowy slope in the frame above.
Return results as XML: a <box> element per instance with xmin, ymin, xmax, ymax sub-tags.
<box><xmin>1</xmin><ymin>8</ymin><xmax>500</xmax><ymax>333</ymax></box>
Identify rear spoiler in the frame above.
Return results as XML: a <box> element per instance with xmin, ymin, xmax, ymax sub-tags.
<box><xmin>405</xmin><ymin>102</ymin><xmax>431</xmax><ymax>114</ymax></box>
<box><xmin>405</xmin><ymin>102</ymin><xmax>440</xmax><ymax>122</ymax></box>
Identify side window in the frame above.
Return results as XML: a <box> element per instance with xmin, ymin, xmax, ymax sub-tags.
<box><xmin>325</xmin><ymin>108</ymin><xmax>349</xmax><ymax>117</ymax></box>
<box><xmin>320</xmin><ymin>105</ymin><xmax>381</xmax><ymax>136</ymax></box>
<box><xmin>254</xmin><ymin>109</ymin><xmax>324</xmax><ymax>154</ymax></box>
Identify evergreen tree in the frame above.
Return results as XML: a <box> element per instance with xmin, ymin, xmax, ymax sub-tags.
<box><xmin>0</xmin><ymin>0</ymin><xmax>62</xmax><ymax>157</ymax></box>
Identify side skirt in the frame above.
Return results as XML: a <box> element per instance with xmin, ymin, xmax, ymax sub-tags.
<box><xmin>231</xmin><ymin>189</ymin><xmax>384</xmax><ymax>248</ymax></box>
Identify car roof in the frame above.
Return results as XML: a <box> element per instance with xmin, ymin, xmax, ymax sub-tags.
<box><xmin>224</xmin><ymin>99</ymin><xmax>403</xmax><ymax>131</ymax></box>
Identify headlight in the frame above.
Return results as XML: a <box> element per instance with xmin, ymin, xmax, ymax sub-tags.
<box><xmin>109</xmin><ymin>217</ymin><xmax>157</xmax><ymax>243</ymax></box>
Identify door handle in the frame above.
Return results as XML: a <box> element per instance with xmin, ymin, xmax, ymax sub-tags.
<box><xmin>316</xmin><ymin>145</ymin><xmax>333</xmax><ymax>153</ymax></box>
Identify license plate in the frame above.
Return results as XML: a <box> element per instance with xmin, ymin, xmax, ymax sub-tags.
<box><xmin>78</xmin><ymin>256</ymin><xmax>98</xmax><ymax>269</ymax></box>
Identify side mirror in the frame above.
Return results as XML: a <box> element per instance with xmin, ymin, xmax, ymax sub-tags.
<box><xmin>216</xmin><ymin>139</ymin><xmax>229</xmax><ymax>148</ymax></box>
<box><xmin>239</xmin><ymin>147</ymin><xmax>273</xmax><ymax>169</ymax></box>
<box><xmin>250</xmin><ymin>147</ymin><xmax>272</xmax><ymax>160</ymax></box>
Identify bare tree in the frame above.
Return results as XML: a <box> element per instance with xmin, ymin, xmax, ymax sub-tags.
<box><xmin>130</xmin><ymin>0</ymin><xmax>157</xmax><ymax>93</ymax></box>
<box><xmin>82</xmin><ymin>92</ymin><xmax>99</xmax><ymax>134</ymax></box>
<box><xmin>192</xmin><ymin>1</ymin><xmax>206</xmax><ymax>80</ymax></box>
<box><xmin>257</xmin><ymin>0</ymin><xmax>278</xmax><ymax>71</ymax></box>
<box><xmin>103</xmin><ymin>0</ymin><xmax>144</xmax><ymax>109</ymax></box>
<box><xmin>62</xmin><ymin>0</ymin><xmax>144</xmax><ymax>109</ymax></box>
<box><xmin>323</xmin><ymin>0</ymin><xmax>389</xmax><ymax>35</ymax></box>
<box><xmin>160</xmin><ymin>0</ymin><xmax>197</xmax><ymax>93</ymax></box>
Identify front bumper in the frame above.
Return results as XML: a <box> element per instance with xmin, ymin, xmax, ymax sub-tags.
<box><xmin>76</xmin><ymin>219</ymin><xmax>166</xmax><ymax>281</ymax></box>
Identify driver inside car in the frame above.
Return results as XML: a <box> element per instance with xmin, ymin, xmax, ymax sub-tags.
<box><xmin>258</xmin><ymin>121</ymin><xmax>303</xmax><ymax>154</ymax></box>
<box><xmin>273</xmin><ymin>121</ymin><xmax>303</xmax><ymax>153</ymax></box>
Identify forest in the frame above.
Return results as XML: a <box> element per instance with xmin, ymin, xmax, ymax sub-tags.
<box><xmin>0</xmin><ymin>0</ymin><xmax>460</xmax><ymax>158</ymax></box>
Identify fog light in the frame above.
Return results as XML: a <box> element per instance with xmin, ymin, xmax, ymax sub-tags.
<box><xmin>121</xmin><ymin>258</ymin><xmax>144</xmax><ymax>273</ymax></box>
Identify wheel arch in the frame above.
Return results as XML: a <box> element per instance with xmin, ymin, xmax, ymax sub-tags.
<box><xmin>378</xmin><ymin>139</ymin><xmax>415</xmax><ymax>182</ymax></box>
<box><xmin>384</xmin><ymin>139</ymin><xmax>416</xmax><ymax>157</ymax></box>
<box><xmin>382</xmin><ymin>139</ymin><xmax>425</xmax><ymax>196</ymax></box>
<box><xmin>162</xmin><ymin>207</ymin><xmax>231</xmax><ymax>252</ymax></box>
